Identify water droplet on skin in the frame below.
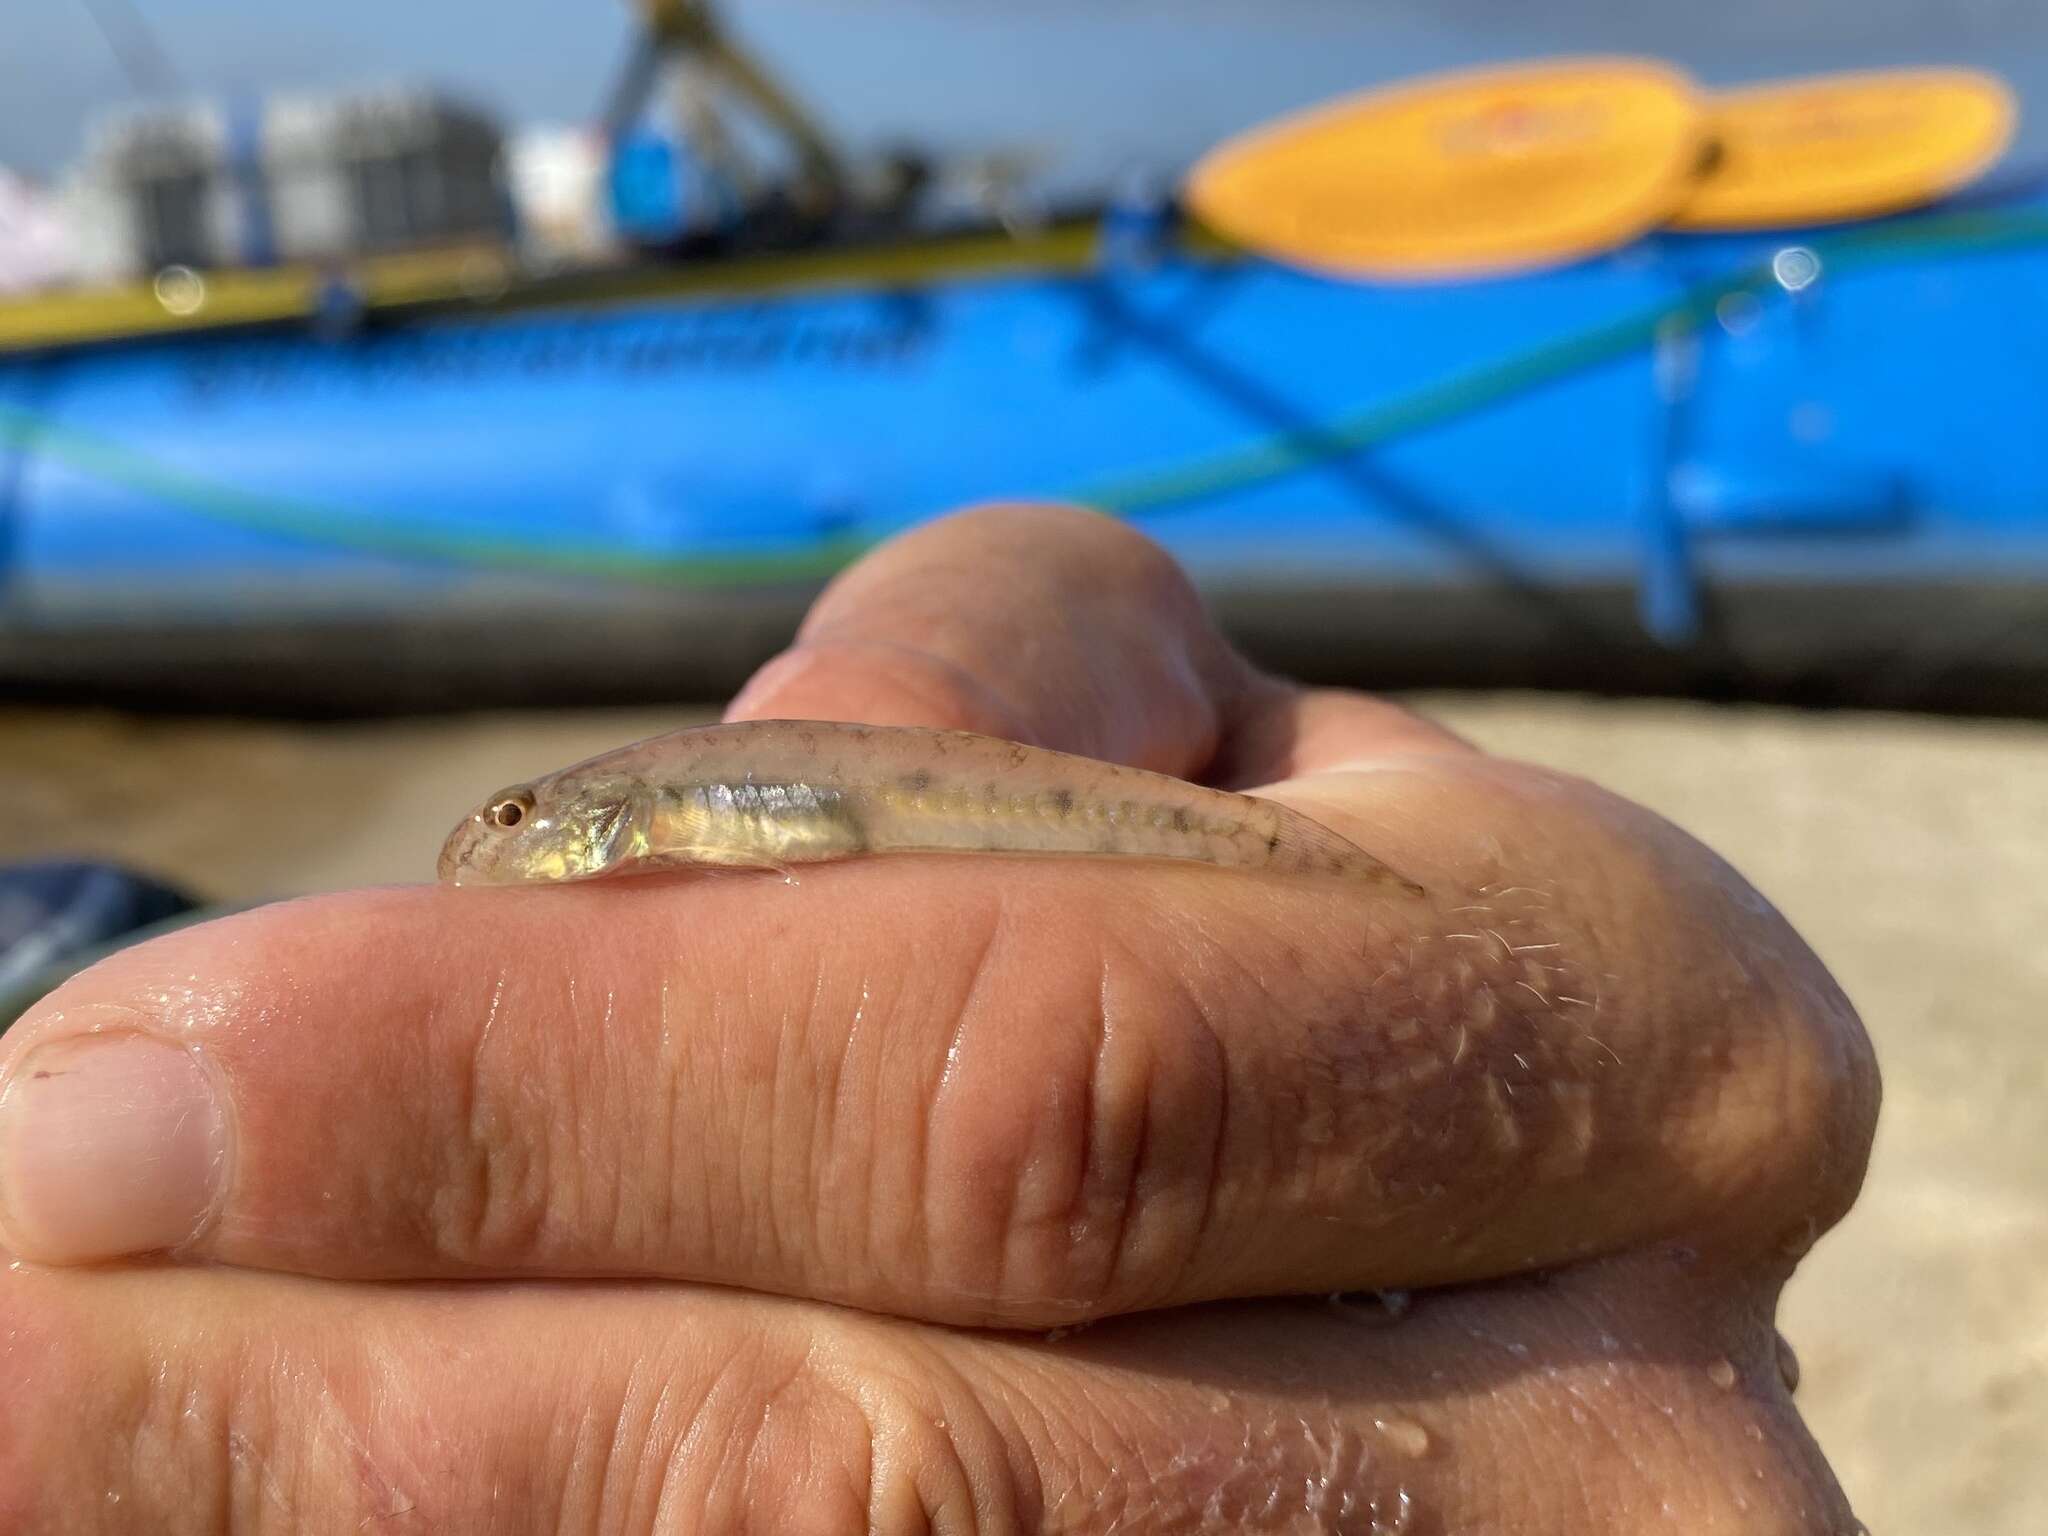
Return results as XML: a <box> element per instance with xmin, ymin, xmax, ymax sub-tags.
<box><xmin>1369</xmin><ymin>1487</ymin><xmax>1415</xmax><ymax>1535</ymax></box>
<box><xmin>1708</xmin><ymin>1358</ymin><xmax>1739</xmax><ymax>1390</ymax></box>
<box><xmin>1775</xmin><ymin>1333</ymin><xmax>1802</xmax><ymax>1393</ymax></box>
<box><xmin>1326</xmin><ymin>1289</ymin><xmax>1414</xmax><ymax>1326</ymax></box>
<box><xmin>1373</xmin><ymin>1416</ymin><xmax>1431</xmax><ymax>1459</ymax></box>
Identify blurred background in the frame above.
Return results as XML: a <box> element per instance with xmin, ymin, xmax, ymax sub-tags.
<box><xmin>2</xmin><ymin>2</ymin><xmax>2044</xmax><ymax>1528</ymax></box>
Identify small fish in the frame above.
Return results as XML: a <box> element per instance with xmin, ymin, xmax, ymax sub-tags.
<box><xmin>438</xmin><ymin>719</ymin><xmax>1422</xmax><ymax>893</ymax></box>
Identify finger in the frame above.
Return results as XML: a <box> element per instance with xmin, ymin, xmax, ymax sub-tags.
<box><xmin>0</xmin><ymin>770</ymin><xmax>1874</xmax><ymax>1326</ymax></box>
<box><xmin>726</xmin><ymin>502</ymin><xmax>1471</xmax><ymax>776</ymax></box>
<box><xmin>726</xmin><ymin>502</ymin><xmax>1247</xmax><ymax>770</ymax></box>
<box><xmin>2</xmin><ymin>1264</ymin><xmax>886</xmax><ymax>1534</ymax></box>
<box><xmin>973</xmin><ymin>1253</ymin><xmax>1860</xmax><ymax>1535</ymax></box>
<box><xmin>3</xmin><ymin>1256</ymin><xmax>1858</xmax><ymax>1534</ymax></box>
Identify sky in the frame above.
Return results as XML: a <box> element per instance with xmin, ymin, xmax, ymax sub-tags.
<box><xmin>9</xmin><ymin>0</ymin><xmax>2048</xmax><ymax>190</ymax></box>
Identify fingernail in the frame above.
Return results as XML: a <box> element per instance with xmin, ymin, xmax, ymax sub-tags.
<box><xmin>0</xmin><ymin>1033</ymin><xmax>227</xmax><ymax>1263</ymax></box>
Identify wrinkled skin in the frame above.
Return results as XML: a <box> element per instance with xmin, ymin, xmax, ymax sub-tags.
<box><xmin>0</xmin><ymin>505</ymin><xmax>1878</xmax><ymax>1533</ymax></box>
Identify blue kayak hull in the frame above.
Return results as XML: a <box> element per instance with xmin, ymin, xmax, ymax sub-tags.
<box><xmin>4</xmin><ymin>197</ymin><xmax>2047</xmax><ymax>707</ymax></box>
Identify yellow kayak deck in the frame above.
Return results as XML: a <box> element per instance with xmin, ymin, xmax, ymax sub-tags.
<box><xmin>0</xmin><ymin>220</ymin><xmax>1132</xmax><ymax>356</ymax></box>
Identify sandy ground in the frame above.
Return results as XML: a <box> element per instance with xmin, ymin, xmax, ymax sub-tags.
<box><xmin>2</xmin><ymin>693</ymin><xmax>2044</xmax><ymax>1530</ymax></box>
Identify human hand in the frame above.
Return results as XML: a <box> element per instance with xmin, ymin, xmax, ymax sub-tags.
<box><xmin>0</xmin><ymin>505</ymin><xmax>1877</xmax><ymax>1532</ymax></box>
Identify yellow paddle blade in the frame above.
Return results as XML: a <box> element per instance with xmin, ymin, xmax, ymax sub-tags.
<box><xmin>1670</xmin><ymin>68</ymin><xmax>2017</xmax><ymax>230</ymax></box>
<box><xmin>1185</xmin><ymin>57</ymin><xmax>1708</xmax><ymax>281</ymax></box>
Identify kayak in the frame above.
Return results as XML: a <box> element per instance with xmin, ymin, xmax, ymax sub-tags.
<box><xmin>5</xmin><ymin>63</ymin><xmax>2044</xmax><ymax>713</ymax></box>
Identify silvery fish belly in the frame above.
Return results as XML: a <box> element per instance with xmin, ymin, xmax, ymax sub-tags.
<box><xmin>438</xmin><ymin>719</ymin><xmax>1422</xmax><ymax>894</ymax></box>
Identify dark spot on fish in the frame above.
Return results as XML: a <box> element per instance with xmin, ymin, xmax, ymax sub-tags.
<box><xmin>30</xmin><ymin>1069</ymin><xmax>61</xmax><ymax>1080</ymax></box>
<box><xmin>1009</xmin><ymin>743</ymin><xmax>1030</xmax><ymax>768</ymax></box>
<box><xmin>799</xmin><ymin>730</ymin><xmax>819</xmax><ymax>753</ymax></box>
<box><xmin>1051</xmin><ymin>788</ymin><xmax>1075</xmax><ymax>816</ymax></box>
<box><xmin>1171</xmin><ymin>808</ymin><xmax>1192</xmax><ymax>834</ymax></box>
<box><xmin>1266</xmin><ymin>830</ymin><xmax>1282</xmax><ymax>853</ymax></box>
<box><xmin>824</xmin><ymin>791</ymin><xmax>869</xmax><ymax>851</ymax></box>
<box><xmin>903</xmin><ymin>768</ymin><xmax>932</xmax><ymax>793</ymax></box>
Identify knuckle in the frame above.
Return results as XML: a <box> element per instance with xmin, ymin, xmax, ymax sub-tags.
<box><xmin>1731</xmin><ymin>949</ymin><xmax>1880</xmax><ymax>1254</ymax></box>
<box><xmin>1645</xmin><ymin>815</ymin><xmax>1882</xmax><ymax>1249</ymax></box>
<box><xmin>120</xmin><ymin>1313</ymin><xmax>353</xmax><ymax>1534</ymax></box>
<box><xmin>916</xmin><ymin>919</ymin><xmax>1230</xmax><ymax>1322</ymax></box>
<box><xmin>426</xmin><ymin>977</ymin><xmax>571</xmax><ymax>1270</ymax></box>
<box><xmin>1497</xmin><ymin>768</ymin><xmax>1883</xmax><ymax>1255</ymax></box>
<box><xmin>0</xmin><ymin>1271</ymin><xmax>266</xmax><ymax>1532</ymax></box>
<box><xmin>616</xmin><ymin>1327</ymin><xmax>907</xmax><ymax>1536</ymax></box>
<box><xmin>1756</xmin><ymin>921</ymin><xmax>1881</xmax><ymax>1228</ymax></box>
<box><xmin>122</xmin><ymin>1341</ymin><xmax>238</xmax><ymax>1526</ymax></box>
<box><xmin>836</xmin><ymin>1331</ymin><xmax>1035</xmax><ymax>1536</ymax></box>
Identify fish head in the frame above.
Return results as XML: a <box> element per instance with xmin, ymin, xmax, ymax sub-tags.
<box><xmin>438</xmin><ymin>768</ymin><xmax>647</xmax><ymax>886</ymax></box>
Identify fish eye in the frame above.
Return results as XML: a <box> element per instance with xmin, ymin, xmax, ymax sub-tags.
<box><xmin>489</xmin><ymin>790</ymin><xmax>537</xmax><ymax>829</ymax></box>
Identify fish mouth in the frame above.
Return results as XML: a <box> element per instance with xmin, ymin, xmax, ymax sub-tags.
<box><xmin>438</xmin><ymin>815</ymin><xmax>487</xmax><ymax>885</ymax></box>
